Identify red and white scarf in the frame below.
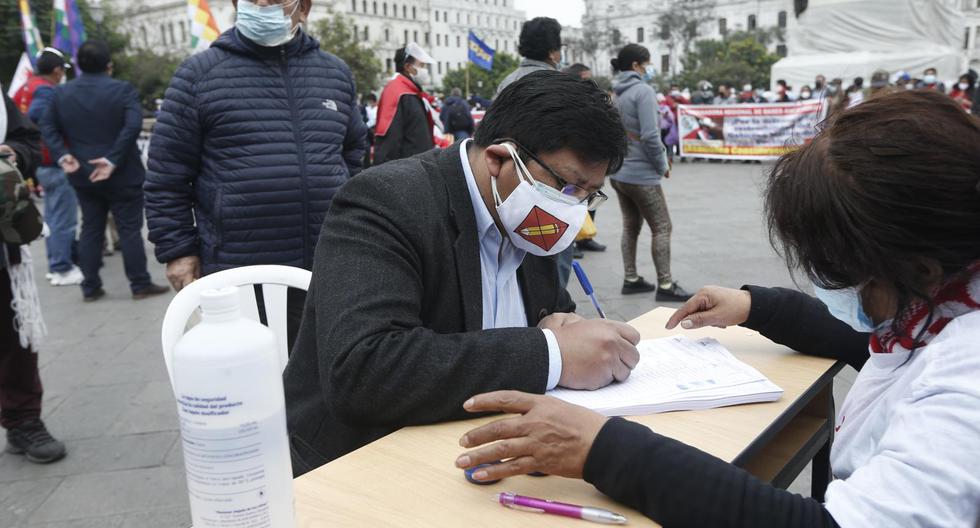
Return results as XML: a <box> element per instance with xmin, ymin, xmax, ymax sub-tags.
<box><xmin>871</xmin><ymin>261</ymin><xmax>980</xmax><ymax>354</ymax></box>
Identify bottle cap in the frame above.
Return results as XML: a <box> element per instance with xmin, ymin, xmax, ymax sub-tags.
<box><xmin>200</xmin><ymin>286</ymin><xmax>240</xmax><ymax>318</ymax></box>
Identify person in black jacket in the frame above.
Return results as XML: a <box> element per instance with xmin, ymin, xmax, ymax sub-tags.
<box><xmin>146</xmin><ymin>0</ymin><xmax>367</xmax><ymax>347</ymax></box>
<box><xmin>40</xmin><ymin>41</ymin><xmax>168</xmax><ymax>302</ymax></box>
<box><xmin>456</xmin><ymin>90</ymin><xmax>980</xmax><ymax>527</ymax></box>
<box><xmin>284</xmin><ymin>71</ymin><xmax>638</xmax><ymax>476</ymax></box>
<box><xmin>373</xmin><ymin>43</ymin><xmax>435</xmax><ymax>164</ymax></box>
<box><xmin>0</xmin><ymin>90</ymin><xmax>66</xmax><ymax>463</ymax></box>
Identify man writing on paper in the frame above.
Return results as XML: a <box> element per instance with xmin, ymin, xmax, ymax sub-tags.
<box><xmin>284</xmin><ymin>71</ymin><xmax>640</xmax><ymax>475</ymax></box>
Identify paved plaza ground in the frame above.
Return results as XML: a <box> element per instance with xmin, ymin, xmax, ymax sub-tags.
<box><xmin>1</xmin><ymin>160</ymin><xmax>857</xmax><ymax>527</ymax></box>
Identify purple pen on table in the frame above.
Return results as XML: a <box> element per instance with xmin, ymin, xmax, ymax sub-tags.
<box><xmin>493</xmin><ymin>492</ymin><xmax>627</xmax><ymax>525</ymax></box>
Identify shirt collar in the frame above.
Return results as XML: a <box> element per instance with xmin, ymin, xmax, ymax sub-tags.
<box><xmin>520</xmin><ymin>58</ymin><xmax>558</xmax><ymax>71</ymax></box>
<box><xmin>459</xmin><ymin>139</ymin><xmax>497</xmax><ymax>240</ymax></box>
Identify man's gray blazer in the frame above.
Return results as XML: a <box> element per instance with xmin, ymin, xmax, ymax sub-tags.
<box><xmin>284</xmin><ymin>142</ymin><xmax>576</xmax><ymax>476</ymax></box>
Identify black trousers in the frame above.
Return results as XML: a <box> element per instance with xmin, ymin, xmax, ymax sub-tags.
<box><xmin>0</xmin><ymin>267</ymin><xmax>43</xmax><ymax>429</ymax></box>
<box><xmin>74</xmin><ymin>185</ymin><xmax>152</xmax><ymax>296</ymax></box>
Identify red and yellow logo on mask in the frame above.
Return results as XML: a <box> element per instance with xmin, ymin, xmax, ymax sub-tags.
<box><xmin>514</xmin><ymin>206</ymin><xmax>569</xmax><ymax>252</ymax></box>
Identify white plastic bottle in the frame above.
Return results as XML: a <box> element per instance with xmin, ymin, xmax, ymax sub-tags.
<box><xmin>173</xmin><ymin>287</ymin><xmax>294</xmax><ymax>528</ymax></box>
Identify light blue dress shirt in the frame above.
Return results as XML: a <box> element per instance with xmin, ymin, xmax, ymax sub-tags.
<box><xmin>459</xmin><ymin>139</ymin><xmax>563</xmax><ymax>389</ymax></box>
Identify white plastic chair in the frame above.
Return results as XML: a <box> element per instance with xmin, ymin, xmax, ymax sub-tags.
<box><xmin>160</xmin><ymin>265</ymin><xmax>312</xmax><ymax>390</ymax></box>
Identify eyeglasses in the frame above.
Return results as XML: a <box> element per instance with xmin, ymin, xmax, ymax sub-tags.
<box><xmin>498</xmin><ymin>139</ymin><xmax>608</xmax><ymax>211</ymax></box>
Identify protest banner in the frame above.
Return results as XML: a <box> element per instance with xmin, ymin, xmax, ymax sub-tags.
<box><xmin>677</xmin><ymin>100</ymin><xmax>827</xmax><ymax>160</ymax></box>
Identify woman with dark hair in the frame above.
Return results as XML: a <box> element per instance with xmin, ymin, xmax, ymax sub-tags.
<box><xmin>455</xmin><ymin>90</ymin><xmax>980</xmax><ymax>527</ymax></box>
<box><xmin>949</xmin><ymin>73</ymin><xmax>974</xmax><ymax>112</ymax></box>
<box><xmin>608</xmin><ymin>44</ymin><xmax>692</xmax><ymax>301</ymax></box>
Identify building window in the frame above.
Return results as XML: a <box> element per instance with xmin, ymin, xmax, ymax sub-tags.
<box><xmin>457</xmin><ymin>12</ymin><xmax>460</xmax><ymax>23</ymax></box>
<box><xmin>383</xmin><ymin>3</ymin><xmax>387</xmax><ymax>16</ymax></box>
<box><xmin>438</xmin><ymin>62</ymin><xmax>442</xmax><ymax>74</ymax></box>
<box><xmin>413</xmin><ymin>6</ymin><xmax>416</xmax><ymax>19</ymax></box>
<box><xmin>373</xmin><ymin>1</ymin><xmax>377</xmax><ymax>14</ymax></box>
<box><xmin>503</xmin><ymin>40</ymin><xmax>507</xmax><ymax>51</ymax></box>
<box><xmin>392</xmin><ymin>3</ymin><xmax>397</xmax><ymax>16</ymax></box>
<box><xmin>352</xmin><ymin>25</ymin><xmax>358</xmax><ymax>40</ymax></box>
<box><xmin>351</xmin><ymin>0</ymin><xmax>356</xmax><ymax>11</ymax></box>
<box><xmin>385</xmin><ymin>28</ymin><xmax>390</xmax><ymax>42</ymax></box>
<box><xmin>748</xmin><ymin>14</ymin><xmax>756</xmax><ymax>30</ymax></box>
<box><xmin>180</xmin><ymin>21</ymin><xmax>186</xmax><ymax>42</ymax></box>
<box><xmin>364</xmin><ymin>26</ymin><xmax>369</xmax><ymax>41</ymax></box>
<box><xmin>456</xmin><ymin>35</ymin><xmax>461</xmax><ymax>47</ymax></box>
<box><xmin>467</xmin><ymin>14</ymin><xmax>471</xmax><ymax>24</ymax></box>
<box><xmin>778</xmin><ymin>10</ymin><xmax>787</xmax><ymax>28</ymax></box>
<box><xmin>160</xmin><ymin>24</ymin><xmax>167</xmax><ymax>45</ymax></box>
<box><xmin>637</xmin><ymin>27</ymin><xmax>644</xmax><ymax>42</ymax></box>
<box><xmin>495</xmin><ymin>38</ymin><xmax>499</xmax><ymax>49</ymax></box>
<box><xmin>776</xmin><ymin>44</ymin><xmax>787</xmax><ymax>56</ymax></box>
<box><xmin>719</xmin><ymin>17</ymin><xmax>727</xmax><ymax>35</ymax></box>
<box><xmin>975</xmin><ymin>26</ymin><xmax>980</xmax><ymax>48</ymax></box>
<box><xmin>362</xmin><ymin>0</ymin><xmax>366</xmax><ymax>12</ymax></box>
<box><xmin>386</xmin><ymin>58</ymin><xmax>392</xmax><ymax>72</ymax></box>
<box><xmin>437</xmin><ymin>34</ymin><xmax>441</xmax><ymax>46</ymax></box>
<box><xmin>425</xmin><ymin>32</ymin><xmax>430</xmax><ymax>45</ymax></box>
<box><xmin>661</xmin><ymin>54</ymin><xmax>670</xmax><ymax>73</ymax></box>
<box><xmin>404</xmin><ymin>29</ymin><xmax>409</xmax><ymax>43</ymax></box>
<box><xmin>402</xmin><ymin>5</ymin><xmax>406</xmax><ymax>18</ymax></box>
<box><xmin>414</xmin><ymin>30</ymin><xmax>419</xmax><ymax>42</ymax></box>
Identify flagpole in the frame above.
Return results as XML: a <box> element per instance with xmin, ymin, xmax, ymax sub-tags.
<box><xmin>465</xmin><ymin>65</ymin><xmax>470</xmax><ymax>99</ymax></box>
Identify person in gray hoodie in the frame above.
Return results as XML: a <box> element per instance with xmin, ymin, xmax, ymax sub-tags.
<box><xmin>609</xmin><ymin>44</ymin><xmax>692</xmax><ymax>302</ymax></box>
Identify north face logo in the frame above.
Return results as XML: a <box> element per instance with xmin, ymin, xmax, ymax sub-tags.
<box><xmin>322</xmin><ymin>99</ymin><xmax>338</xmax><ymax>111</ymax></box>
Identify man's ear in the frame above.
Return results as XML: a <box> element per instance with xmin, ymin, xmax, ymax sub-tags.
<box><xmin>483</xmin><ymin>143</ymin><xmax>512</xmax><ymax>179</ymax></box>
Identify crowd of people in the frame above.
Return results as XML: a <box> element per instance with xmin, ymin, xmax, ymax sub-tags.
<box><xmin>1</xmin><ymin>0</ymin><xmax>978</xmax><ymax>526</ymax></box>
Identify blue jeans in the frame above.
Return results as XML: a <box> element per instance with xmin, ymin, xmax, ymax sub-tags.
<box><xmin>556</xmin><ymin>243</ymin><xmax>575</xmax><ymax>289</ymax></box>
<box><xmin>35</xmin><ymin>166</ymin><xmax>78</xmax><ymax>273</ymax></box>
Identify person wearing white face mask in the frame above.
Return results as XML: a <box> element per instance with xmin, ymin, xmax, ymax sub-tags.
<box><xmin>948</xmin><ymin>73</ymin><xmax>974</xmax><ymax>112</ymax></box>
<box><xmin>283</xmin><ymin>71</ymin><xmax>642</xmax><ymax>476</ymax></box>
<box><xmin>373</xmin><ymin>43</ymin><xmax>436</xmax><ymax>165</ymax></box>
<box><xmin>146</xmin><ymin>0</ymin><xmax>368</xmax><ymax>349</ymax></box>
<box><xmin>916</xmin><ymin>66</ymin><xmax>946</xmax><ymax>93</ymax></box>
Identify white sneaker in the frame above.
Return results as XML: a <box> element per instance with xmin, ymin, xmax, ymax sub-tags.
<box><xmin>50</xmin><ymin>266</ymin><xmax>83</xmax><ymax>286</ymax></box>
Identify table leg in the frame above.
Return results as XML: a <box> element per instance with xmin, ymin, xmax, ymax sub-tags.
<box><xmin>811</xmin><ymin>439</ymin><xmax>831</xmax><ymax>501</ymax></box>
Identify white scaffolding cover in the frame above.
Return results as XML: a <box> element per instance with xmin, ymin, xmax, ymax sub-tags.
<box><xmin>771</xmin><ymin>0</ymin><xmax>964</xmax><ymax>89</ymax></box>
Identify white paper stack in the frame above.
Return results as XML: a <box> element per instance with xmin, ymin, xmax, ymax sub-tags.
<box><xmin>548</xmin><ymin>335</ymin><xmax>783</xmax><ymax>416</ymax></box>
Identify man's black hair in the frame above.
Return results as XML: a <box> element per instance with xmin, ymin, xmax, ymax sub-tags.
<box><xmin>394</xmin><ymin>47</ymin><xmax>412</xmax><ymax>74</ymax></box>
<box><xmin>517</xmin><ymin>17</ymin><xmax>561</xmax><ymax>62</ymax></box>
<box><xmin>475</xmin><ymin>70</ymin><xmax>627</xmax><ymax>174</ymax></box>
<box><xmin>562</xmin><ymin>63</ymin><xmax>591</xmax><ymax>77</ymax></box>
<box><xmin>36</xmin><ymin>49</ymin><xmax>68</xmax><ymax>76</ymax></box>
<box><xmin>77</xmin><ymin>40</ymin><xmax>111</xmax><ymax>74</ymax></box>
<box><xmin>363</xmin><ymin>93</ymin><xmax>377</xmax><ymax>102</ymax></box>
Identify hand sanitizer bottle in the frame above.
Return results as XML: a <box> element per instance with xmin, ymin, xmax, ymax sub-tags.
<box><xmin>173</xmin><ymin>287</ymin><xmax>294</xmax><ymax>528</ymax></box>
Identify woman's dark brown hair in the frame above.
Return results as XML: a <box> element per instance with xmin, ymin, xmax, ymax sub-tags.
<box><xmin>766</xmin><ymin>89</ymin><xmax>980</xmax><ymax>324</ymax></box>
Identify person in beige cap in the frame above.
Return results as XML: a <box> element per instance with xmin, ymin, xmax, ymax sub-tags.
<box><xmin>373</xmin><ymin>42</ymin><xmax>436</xmax><ymax>165</ymax></box>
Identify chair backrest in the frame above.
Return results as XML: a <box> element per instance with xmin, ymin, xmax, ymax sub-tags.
<box><xmin>160</xmin><ymin>265</ymin><xmax>312</xmax><ymax>390</ymax></box>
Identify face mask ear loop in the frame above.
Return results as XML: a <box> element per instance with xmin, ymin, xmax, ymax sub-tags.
<box><xmin>503</xmin><ymin>143</ymin><xmax>535</xmax><ymax>186</ymax></box>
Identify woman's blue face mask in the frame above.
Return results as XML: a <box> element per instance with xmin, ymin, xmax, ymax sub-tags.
<box><xmin>812</xmin><ymin>283</ymin><xmax>877</xmax><ymax>332</ymax></box>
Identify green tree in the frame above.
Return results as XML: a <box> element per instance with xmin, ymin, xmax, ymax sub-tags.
<box><xmin>674</xmin><ymin>30</ymin><xmax>781</xmax><ymax>90</ymax></box>
<box><xmin>310</xmin><ymin>9</ymin><xmax>383</xmax><ymax>95</ymax></box>
<box><xmin>440</xmin><ymin>52</ymin><xmax>520</xmax><ymax>100</ymax></box>
<box><xmin>1</xmin><ymin>0</ymin><xmax>132</xmax><ymax>85</ymax></box>
<box><xmin>656</xmin><ymin>1</ymin><xmax>716</xmax><ymax>75</ymax></box>
<box><xmin>113</xmin><ymin>50</ymin><xmax>186</xmax><ymax>110</ymax></box>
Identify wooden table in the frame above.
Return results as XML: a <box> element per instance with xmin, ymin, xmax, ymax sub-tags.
<box><xmin>293</xmin><ymin>307</ymin><xmax>843</xmax><ymax>527</ymax></box>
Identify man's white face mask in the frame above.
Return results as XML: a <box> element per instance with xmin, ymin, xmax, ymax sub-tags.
<box><xmin>490</xmin><ymin>143</ymin><xmax>589</xmax><ymax>257</ymax></box>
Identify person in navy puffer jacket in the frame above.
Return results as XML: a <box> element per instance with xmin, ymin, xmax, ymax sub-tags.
<box><xmin>145</xmin><ymin>0</ymin><xmax>367</xmax><ymax>345</ymax></box>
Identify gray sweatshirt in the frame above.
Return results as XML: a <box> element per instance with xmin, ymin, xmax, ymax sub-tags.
<box><xmin>496</xmin><ymin>59</ymin><xmax>558</xmax><ymax>95</ymax></box>
<box><xmin>610</xmin><ymin>71</ymin><xmax>669</xmax><ymax>186</ymax></box>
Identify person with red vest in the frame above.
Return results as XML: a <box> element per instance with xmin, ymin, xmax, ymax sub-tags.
<box><xmin>373</xmin><ymin>43</ymin><xmax>436</xmax><ymax>165</ymax></box>
<box><xmin>13</xmin><ymin>48</ymin><xmax>82</xmax><ymax>287</ymax></box>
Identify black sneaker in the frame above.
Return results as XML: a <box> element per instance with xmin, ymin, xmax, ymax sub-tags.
<box><xmin>621</xmin><ymin>277</ymin><xmax>657</xmax><ymax>295</ymax></box>
<box><xmin>577</xmin><ymin>239</ymin><xmax>607</xmax><ymax>252</ymax></box>
<box><xmin>655</xmin><ymin>282</ymin><xmax>693</xmax><ymax>302</ymax></box>
<box><xmin>5</xmin><ymin>420</ymin><xmax>66</xmax><ymax>464</ymax></box>
<box><xmin>572</xmin><ymin>245</ymin><xmax>584</xmax><ymax>259</ymax></box>
<box><xmin>132</xmin><ymin>283</ymin><xmax>170</xmax><ymax>300</ymax></box>
<box><xmin>83</xmin><ymin>288</ymin><xmax>106</xmax><ymax>303</ymax></box>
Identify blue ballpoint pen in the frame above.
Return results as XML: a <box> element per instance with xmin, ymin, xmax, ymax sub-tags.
<box><xmin>571</xmin><ymin>261</ymin><xmax>606</xmax><ymax>319</ymax></box>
